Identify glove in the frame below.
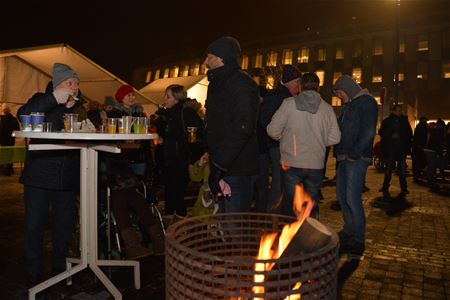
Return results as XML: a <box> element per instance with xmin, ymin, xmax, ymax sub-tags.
<box><xmin>53</xmin><ymin>88</ymin><xmax>73</xmax><ymax>104</ymax></box>
<box><xmin>208</xmin><ymin>162</ymin><xmax>224</xmax><ymax>197</ymax></box>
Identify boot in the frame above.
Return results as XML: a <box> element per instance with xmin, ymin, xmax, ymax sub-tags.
<box><xmin>147</xmin><ymin>223</ymin><xmax>165</xmax><ymax>256</ymax></box>
<box><xmin>120</xmin><ymin>227</ymin><xmax>152</xmax><ymax>259</ymax></box>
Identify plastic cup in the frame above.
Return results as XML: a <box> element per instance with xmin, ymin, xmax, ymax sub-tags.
<box><xmin>20</xmin><ymin>115</ymin><xmax>32</xmax><ymax>131</ymax></box>
<box><xmin>122</xmin><ymin>116</ymin><xmax>134</xmax><ymax>134</ymax></box>
<box><xmin>31</xmin><ymin>112</ymin><xmax>45</xmax><ymax>132</ymax></box>
<box><xmin>107</xmin><ymin>118</ymin><xmax>117</xmax><ymax>134</ymax></box>
<box><xmin>187</xmin><ymin>126</ymin><xmax>198</xmax><ymax>143</ymax></box>
<box><xmin>134</xmin><ymin>117</ymin><xmax>148</xmax><ymax>134</ymax></box>
<box><xmin>63</xmin><ymin>113</ymin><xmax>79</xmax><ymax>133</ymax></box>
<box><xmin>43</xmin><ymin>122</ymin><xmax>53</xmax><ymax>132</ymax></box>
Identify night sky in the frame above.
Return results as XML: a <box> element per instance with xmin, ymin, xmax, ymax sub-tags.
<box><xmin>1</xmin><ymin>0</ymin><xmax>448</xmax><ymax>82</ymax></box>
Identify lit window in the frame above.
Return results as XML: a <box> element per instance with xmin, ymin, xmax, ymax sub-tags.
<box><xmin>352</xmin><ymin>67</ymin><xmax>362</xmax><ymax>84</ymax></box>
<box><xmin>154</xmin><ymin>69</ymin><xmax>160</xmax><ymax>80</ymax></box>
<box><xmin>399</xmin><ymin>73</ymin><xmax>404</xmax><ymax>81</ymax></box>
<box><xmin>374</xmin><ymin>96</ymin><xmax>382</xmax><ymax>105</ymax></box>
<box><xmin>373</xmin><ymin>38</ymin><xmax>383</xmax><ymax>55</ymax></box>
<box><xmin>266</xmin><ymin>51</ymin><xmax>278</xmax><ymax>67</ymax></box>
<box><xmin>332</xmin><ymin>96</ymin><xmax>341</xmax><ymax>106</ymax></box>
<box><xmin>241</xmin><ymin>55</ymin><xmax>249</xmax><ymax>69</ymax></box>
<box><xmin>417</xmin><ymin>34</ymin><xmax>429</xmax><ymax>51</ymax></box>
<box><xmin>298</xmin><ymin>47</ymin><xmax>309</xmax><ymax>63</ymax></box>
<box><xmin>333</xmin><ymin>72</ymin><xmax>342</xmax><ymax>84</ymax></box>
<box><xmin>145</xmin><ymin>71</ymin><xmax>152</xmax><ymax>83</ymax></box>
<box><xmin>190</xmin><ymin>64</ymin><xmax>200</xmax><ymax>76</ymax></box>
<box><xmin>372</xmin><ymin>65</ymin><xmax>382</xmax><ymax>83</ymax></box>
<box><xmin>316</xmin><ymin>70</ymin><xmax>325</xmax><ymax>86</ymax></box>
<box><xmin>417</xmin><ymin>62</ymin><xmax>428</xmax><ymax>79</ymax></box>
<box><xmin>254</xmin><ymin>54</ymin><xmax>263</xmax><ymax>68</ymax></box>
<box><xmin>163</xmin><ymin>68</ymin><xmax>170</xmax><ymax>78</ymax></box>
<box><xmin>170</xmin><ymin>66</ymin><xmax>179</xmax><ymax>78</ymax></box>
<box><xmin>253</xmin><ymin>76</ymin><xmax>260</xmax><ymax>85</ymax></box>
<box><xmin>316</xmin><ymin>47</ymin><xmax>326</xmax><ymax>62</ymax></box>
<box><xmin>282</xmin><ymin>49</ymin><xmax>293</xmax><ymax>65</ymax></box>
<box><xmin>372</xmin><ymin>75</ymin><xmax>382</xmax><ymax>83</ymax></box>
<box><xmin>442</xmin><ymin>63</ymin><xmax>450</xmax><ymax>78</ymax></box>
<box><xmin>200</xmin><ymin>64</ymin><xmax>207</xmax><ymax>75</ymax></box>
<box><xmin>266</xmin><ymin>75</ymin><xmax>275</xmax><ymax>90</ymax></box>
<box><xmin>335</xmin><ymin>47</ymin><xmax>344</xmax><ymax>60</ymax></box>
<box><xmin>352</xmin><ymin>40</ymin><xmax>362</xmax><ymax>58</ymax></box>
<box><xmin>181</xmin><ymin>65</ymin><xmax>189</xmax><ymax>77</ymax></box>
<box><xmin>399</xmin><ymin>38</ymin><xmax>405</xmax><ymax>53</ymax></box>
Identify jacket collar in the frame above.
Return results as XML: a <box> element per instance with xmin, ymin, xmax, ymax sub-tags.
<box><xmin>207</xmin><ymin>61</ymin><xmax>240</xmax><ymax>82</ymax></box>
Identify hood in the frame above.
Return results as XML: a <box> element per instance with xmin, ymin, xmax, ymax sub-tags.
<box><xmin>352</xmin><ymin>88</ymin><xmax>371</xmax><ymax>100</ymax></box>
<box><xmin>294</xmin><ymin>90</ymin><xmax>322</xmax><ymax>113</ymax></box>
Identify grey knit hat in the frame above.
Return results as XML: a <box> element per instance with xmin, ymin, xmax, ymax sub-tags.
<box><xmin>332</xmin><ymin>75</ymin><xmax>362</xmax><ymax>100</ymax></box>
<box><xmin>52</xmin><ymin>63</ymin><xmax>80</xmax><ymax>88</ymax></box>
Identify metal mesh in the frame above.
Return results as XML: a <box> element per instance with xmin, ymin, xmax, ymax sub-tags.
<box><xmin>166</xmin><ymin>213</ymin><xmax>338</xmax><ymax>300</ymax></box>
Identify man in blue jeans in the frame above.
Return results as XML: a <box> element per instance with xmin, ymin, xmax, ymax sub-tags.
<box><xmin>267</xmin><ymin>73</ymin><xmax>341</xmax><ymax>219</ymax></box>
<box><xmin>333</xmin><ymin>75</ymin><xmax>378</xmax><ymax>256</ymax></box>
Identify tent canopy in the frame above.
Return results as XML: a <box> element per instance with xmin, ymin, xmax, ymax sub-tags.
<box><xmin>0</xmin><ymin>44</ymin><xmax>158</xmax><ymax>115</ymax></box>
<box><xmin>139</xmin><ymin>75</ymin><xmax>208</xmax><ymax>106</ymax></box>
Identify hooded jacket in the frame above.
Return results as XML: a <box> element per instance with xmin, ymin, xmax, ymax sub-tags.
<box><xmin>267</xmin><ymin>90</ymin><xmax>341</xmax><ymax>169</ymax></box>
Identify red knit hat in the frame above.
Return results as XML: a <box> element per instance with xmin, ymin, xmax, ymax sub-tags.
<box><xmin>115</xmin><ymin>85</ymin><xmax>134</xmax><ymax>102</ymax></box>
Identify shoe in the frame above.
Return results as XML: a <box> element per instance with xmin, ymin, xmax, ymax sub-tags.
<box><xmin>337</xmin><ymin>230</ymin><xmax>351</xmax><ymax>244</ymax></box>
<box><xmin>339</xmin><ymin>238</ymin><xmax>365</xmax><ymax>256</ymax></box>
<box><xmin>400</xmin><ymin>189</ymin><xmax>409</xmax><ymax>195</ymax></box>
<box><xmin>120</xmin><ymin>228</ymin><xmax>152</xmax><ymax>259</ymax></box>
<box><xmin>362</xmin><ymin>185</ymin><xmax>370</xmax><ymax>193</ymax></box>
<box><xmin>330</xmin><ymin>201</ymin><xmax>341</xmax><ymax>211</ymax></box>
<box><xmin>147</xmin><ymin>223</ymin><xmax>165</xmax><ymax>256</ymax></box>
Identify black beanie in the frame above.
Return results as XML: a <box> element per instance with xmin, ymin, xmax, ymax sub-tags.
<box><xmin>206</xmin><ymin>36</ymin><xmax>241</xmax><ymax>63</ymax></box>
<box><xmin>281</xmin><ymin>65</ymin><xmax>300</xmax><ymax>83</ymax></box>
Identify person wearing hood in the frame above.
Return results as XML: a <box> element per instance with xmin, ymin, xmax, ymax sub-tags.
<box><xmin>267</xmin><ymin>72</ymin><xmax>341</xmax><ymax>219</ymax></box>
<box><xmin>332</xmin><ymin>75</ymin><xmax>378</xmax><ymax>257</ymax></box>
<box><xmin>204</xmin><ymin>36</ymin><xmax>260</xmax><ymax>214</ymax></box>
<box><xmin>17</xmin><ymin>63</ymin><xmax>83</xmax><ymax>286</ymax></box>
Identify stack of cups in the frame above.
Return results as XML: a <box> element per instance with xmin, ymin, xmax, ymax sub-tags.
<box><xmin>31</xmin><ymin>112</ymin><xmax>45</xmax><ymax>132</ymax></box>
<box><xmin>19</xmin><ymin>115</ymin><xmax>32</xmax><ymax>132</ymax></box>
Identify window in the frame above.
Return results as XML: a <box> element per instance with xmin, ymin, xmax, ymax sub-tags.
<box><xmin>335</xmin><ymin>46</ymin><xmax>344</xmax><ymax>60</ymax></box>
<box><xmin>374</xmin><ymin>96</ymin><xmax>382</xmax><ymax>105</ymax></box>
<box><xmin>333</xmin><ymin>72</ymin><xmax>342</xmax><ymax>84</ymax></box>
<box><xmin>154</xmin><ymin>69</ymin><xmax>160</xmax><ymax>80</ymax></box>
<box><xmin>352</xmin><ymin>67</ymin><xmax>362</xmax><ymax>84</ymax></box>
<box><xmin>398</xmin><ymin>73</ymin><xmax>405</xmax><ymax>81</ymax></box>
<box><xmin>417</xmin><ymin>62</ymin><xmax>428</xmax><ymax>79</ymax></box>
<box><xmin>254</xmin><ymin>54</ymin><xmax>263</xmax><ymax>68</ymax></box>
<box><xmin>372</xmin><ymin>75</ymin><xmax>382</xmax><ymax>83</ymax></box>
<box><xmin>372</xmin><ymin>66</ymin><xmax>382</xmax><ymax>83</ymax></box>
<box><xmin>145</xmin><ymin>71</ymin><xmax>152</xmax><ymax>83</ymax></box>
<box><xmin>241</xmin><ymin>55</ymin><xmax>249</xmax><ymax>69</ymax></box>
<box><xmin>443</xmin><ymin>63</ymin><xmax>450</xmax><ymax>78</ymax></box>
<box><xmin>399</xmin><ymin>38</ymin><xmax>405</xmax><ymax>53</ymax></box>
<box><xmin>181</xmin><ymin>65</ymin><xmax>189</xmax><ymax>77</ymax></box>
<box><xmin>170</xmin><ymin>66</ymin><xmax>179</xmax><ymax>78</ymax></box>
<box><xmin>266</xmin><ymin>51</ymin><xmax>278</xmax><ymax>67</ymax></box>
<box><xmin>352</xmin><ymin>40</ymin><xmax>363</xmax><ymax>58</ymax></box>
<box><xmin>316</xmin><ymin>70</ymin><xmax>325</xmax><ymax>86</ymax></box>
<box><xmin>298</xmin><ymin>47</ymin><xmax>309</xmax><ymax>63</ymax></box>
<box><xmin>190</xmin><ymin>64</ymin><xmax>200</xmax><ymax>76</ymax></box>
<box><xmin>163</xmin><ymin>68</ymin><xmax>170</xmax><ymax>78</ymax></box>
<box><xmin>373</xmin><ymin>38</ymin><xmax>383</xmax><ymax>55</ymax></box>
<box><xmin>282</xmin><ymin>49</ymin><xmax>293</xmax><ymax>65</ymax></box>
<box><xmin>332</xmin><ymin>96</ymin><xmax>341</xmax><ymax>106</ymax></box>
<box><xmin>200</xmin><ymin>64</ymin><xmax>207</xmax><ymax>75</ymax></box>
<box><xmin>417</xmin><ymin>34</ymin><xmax>429</xmax><ymax>51</ymax></box>
<box><xmin>316</xmin><ymin>47</ymin><xmax>326</xmax><ymax>62</ymax></box>
<box><xmin>253</xmin><ymin>76</ymin><xmax>260</xmax><ymax>85</ymax></box>
<box><xmin>266</xmin><ymin>75</ymin><xmax>275</xmax><ymax>90</ymax></box>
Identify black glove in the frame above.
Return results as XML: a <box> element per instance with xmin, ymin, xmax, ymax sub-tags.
<box><xmin>208</xmin><ymin>162</ymin><xmax>224</xmax><ymax>197</ymax></box>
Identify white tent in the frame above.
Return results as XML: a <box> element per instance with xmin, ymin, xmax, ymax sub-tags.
<box><xmin>0</xmin><ymin>44</ymin><xmax>159</xmax><ymax>116</ymax></box>
<box><xmin>139</xmin><ymin>75</ymin><xmax>209</xmax><ymax>107</ymax></box>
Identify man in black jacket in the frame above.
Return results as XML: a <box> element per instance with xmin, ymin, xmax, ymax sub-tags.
<box><xmin>204</xmin><ymin>36</ymin><xmax>260</xmax><ymax>213</ymax></box>
<box><xmin>0</xmin><ymin>107</ymin><xmax>20</xmax><ymax>175</ymax></box>
<box><xmin>379</xmin><ymin>104</ymin><xmax>413</xmax><ymax>196</ymax></box>
<box><xmin>17</xmin><ymin>63</ymin><xmax>81</xmax><ymax>286</ymax></box>
<box><xmin>412</xmin><ymin>116</ymin><xmax>428</xmax><ymax>182</ymax></box>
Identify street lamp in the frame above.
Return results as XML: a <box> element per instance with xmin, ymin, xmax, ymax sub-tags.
<box><xmin>394</xmin><ymin>0</ymin><xmax>401</xmax><ymax>104</ymax></box>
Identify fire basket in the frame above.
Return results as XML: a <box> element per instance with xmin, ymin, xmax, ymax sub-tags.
<box><xmin>165</xmin><ymin>213</ymin><xmax>339</xmax><ymax>299</ymax></box>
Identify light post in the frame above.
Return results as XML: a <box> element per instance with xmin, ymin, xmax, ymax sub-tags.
<box><xmin>394</xmin><ymin>0</ymin><xmax>401</xmax><ymax>105</ymax></box>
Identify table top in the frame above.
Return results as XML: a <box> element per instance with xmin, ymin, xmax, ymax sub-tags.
<box><xmin>13</xmin><ymin>131</ymin><xmax>158</xmax><ymax>140</ymax></box>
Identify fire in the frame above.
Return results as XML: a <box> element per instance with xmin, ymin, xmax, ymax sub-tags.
<box><xmin>253</xmin><ymin>185</ymin><xmax>313</xmax><ymax>299</ymax></box>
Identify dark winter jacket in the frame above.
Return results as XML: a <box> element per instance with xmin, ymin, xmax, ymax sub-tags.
<box><xmin>107</xmin><ymin>103</ymin><xmax>144</xmax><ymax>118</ymax></box>
<box><xmin>261</xmin><ymin>84</ymin><xmax>292</xmax><ymax>149</ymax></box>
<box><xmin>413</xmin><ymin>121</ymin><xmax>428</xmax><ymax>149</ymax></box>
<box><xmin>205</xmin><ymin>61</ymin><xmax>259</xmax><ymax>176</ymax></box>
<box><xmin>379</xmin><ymin>113</ymin><xmax>413</xmax><ymax>156</ymax></box>
<box><xmin>426</xmin><ymin>121</ymin><xmax>447</xmax><ymax>154</ymax></box>
<box><xmin>334</xmin><ymin>89</ymin><xmax>379</xmax><ymax>161</ymax></box>
<box><xmin>17</xmin><ymin>85</ymin><xmax>84</xmax><ymax>191</ymax></box>
<box><xmin>0</xmin><ymin>113</ymin><xmax>20</xmax><ymax>146</ymax></box>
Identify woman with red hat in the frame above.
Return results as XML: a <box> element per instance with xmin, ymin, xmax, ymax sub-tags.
<box><xmin>107</xmin><ymin>85</ymin><xmax>145</xmax><ymax>118</ymax></box>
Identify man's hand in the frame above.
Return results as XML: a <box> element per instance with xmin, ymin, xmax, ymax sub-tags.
<box><xmin>208</xmin><ymin>163</ymin><xmax>223</xmax><ymax>197</ymax></box>
<box><xmin>53</xmin><ymin>88</ymin><xmax>73</xmax><ymax>105</ymax></box>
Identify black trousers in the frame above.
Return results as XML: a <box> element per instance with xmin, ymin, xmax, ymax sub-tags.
<box><xmin>24</xmin><ymin>186</ymin><xmax>76</xmax><ymax>276</ymax></box>
<box><xmin>382</xmin><ymin>150</ymin><xmax>407</xmax><ymax>192</ymax></box>
<box><xmin>164</xmin><ymin>164</ymin><xmax>188</xmax><ymax>216</ymax></box>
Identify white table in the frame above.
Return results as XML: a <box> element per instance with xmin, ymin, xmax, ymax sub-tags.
<box><xmin>13</xmin><ymin>131</ymin><xmax>158</xmax><ymax>300</ymax></box>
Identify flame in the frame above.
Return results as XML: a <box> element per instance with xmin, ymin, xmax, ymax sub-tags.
<box><xmin>253</xmin><ymin>184</ymin><xmax>313</xmax><ymax>299</ymax></box>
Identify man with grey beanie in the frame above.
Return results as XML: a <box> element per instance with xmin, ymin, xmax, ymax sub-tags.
<box><xmin>333</xmin><ymin>75</ymin><xmax>378</xmax><ymax>257</ymax></box>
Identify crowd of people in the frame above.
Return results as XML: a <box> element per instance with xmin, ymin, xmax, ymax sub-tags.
<box><xmin>11</xmin><ymin>36</ymin><xmax>449</xmax><ymax>289</ymax></box>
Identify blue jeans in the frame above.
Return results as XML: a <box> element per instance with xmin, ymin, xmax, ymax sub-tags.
<box><xmin>336</xmin><ymin>159</ymin><xmax>370</xmax><ymax>244</ymax></box>
<box><xmin>219</xmin><ymin>175</ymin><xmax>258</xmax><ymax>214</ymax></box>
<box><xmin>282</xmin><ymin>167</ymin><xmax>323</xmax><ymax>219</ymax></box>
<box><xmin>267</xmin><ymin>147</ymin><xmax>283</xmax><ymax>212</ymax></box>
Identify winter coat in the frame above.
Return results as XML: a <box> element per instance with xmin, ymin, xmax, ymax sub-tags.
<box><xmin>334</xmin><ymin>89</ymin><xmax>379</xmax><ymax>161</ymax></box>
<box><xmin>379</xmin><ymin>113</ymin><xmax>413</xmax><ymax>156</ymax></box>
<box><xmin>267</xmin><ymin>90</ymin><xmax>341</xmax><ymax>169</ymax></box>
<box><xmin>413</xmin><ymin>121</ymin><xmax>428</xmax><ymax>149</ymax></box>
<box><xmin>261</xmin><ymin>84</ymin><xmax>292</xmax><ymax>149</ymax></box>
<box><xmin>0</xmin><ymin>113</ymin><xmax>20</xmax><ymax>146</ymax></box>
<box><xmin>205</xmin><ymin>62</ymin><xmax>260</xmax><ymax>176</ymax></box>
<box><xmin>189</xmin><ymin>162</ymin><xmax>213</xmax><ymax>216</ymax></box>
<box><xmin>17</xmin><ymin>87</ymin><xmax>84</xmax><ymax>191</ymax></box>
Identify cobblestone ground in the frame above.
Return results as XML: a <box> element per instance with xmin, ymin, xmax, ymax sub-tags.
<box><xmin>0</xmin><ymin>159</ymin><xmax>449</xmax><ymax>299</ymax></box>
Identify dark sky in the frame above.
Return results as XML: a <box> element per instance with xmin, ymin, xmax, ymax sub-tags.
<box><xmin>1</xmin><ymin>0</ymin><xmax>448</xmax><ymax>82</ymax></box>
